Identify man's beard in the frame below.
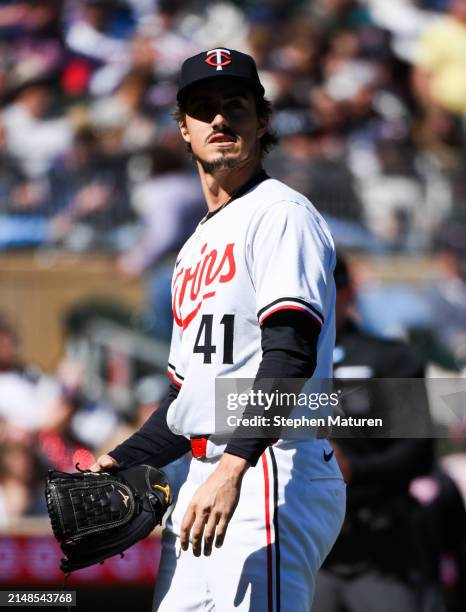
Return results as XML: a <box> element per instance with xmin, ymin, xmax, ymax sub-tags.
<box><xmin>192</xmin><ymin>151</ymin><xmax>241</xmax><ymax>173</ymax></box>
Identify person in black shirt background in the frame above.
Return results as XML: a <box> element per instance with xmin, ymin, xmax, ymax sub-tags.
<box><xmin>312</xmin><ymin>254</ymin><xmax>438</xmax><ymax>612</ymax></box>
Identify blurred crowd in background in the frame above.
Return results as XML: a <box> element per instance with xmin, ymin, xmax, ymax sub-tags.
<box><xmin>0</xmin><ymin>0</ymin><xmax>465</xmax><ymax>609</ymax></box>
<box><xmin>0</xmin><ymin>0</ymin><xmax>465</xmax><ymax>252</ymax></box>
<box><xmin>0</xmin><ymin>0</ymin><xmax>464</xmax><ymax>340</ymax></box>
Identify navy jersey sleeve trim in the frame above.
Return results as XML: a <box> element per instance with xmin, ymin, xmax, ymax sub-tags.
<box><xmin>167</xmin><ymin>362</ymin><xmax>184</xmax><ymax>387</ymax></box>
<box><xmin>257</xmin><ymin>297</ymin><xmax>324</xmax><ymax>328</ymax></box>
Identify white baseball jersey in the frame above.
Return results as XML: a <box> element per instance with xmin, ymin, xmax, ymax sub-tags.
<box><xmin>155</xmin><ymin>174</ymin><xmax>345</xmax><ymax>612</ymax></box>
<box><xmin>166</xmin><ymin>176</ymin><xmax>336</xmax><ymax>438</ymax></box>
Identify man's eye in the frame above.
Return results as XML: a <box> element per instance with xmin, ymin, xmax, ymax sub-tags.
<box><xmin>189</xmin><ymin>101</ymin><xmax>210</xmax><ymax>114</ymax></box>
<box><xmin>227</xmin><ymin>100</ymin><xmax>244</xmax><ymax>111</ymax></box>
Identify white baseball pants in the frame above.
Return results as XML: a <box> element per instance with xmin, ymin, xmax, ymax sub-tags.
<box><xmin>153</xmin><ymin>443</ymin><xmax>346</xmax><ymax>612</ymax></box>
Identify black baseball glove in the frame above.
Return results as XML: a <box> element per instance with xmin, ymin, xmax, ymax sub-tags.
<box><xmin>45</xmin><ymin>463</ymin><xmax>171</xmax><ymax>573</ymax></box>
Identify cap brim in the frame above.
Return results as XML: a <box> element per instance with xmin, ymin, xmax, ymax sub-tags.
<box><xmin>177</xmin><ymin>74</ymin><xmax>265</xmax><ymax>104</ymax></box>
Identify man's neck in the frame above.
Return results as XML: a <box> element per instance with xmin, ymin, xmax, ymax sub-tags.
<box><xmin>197</xmin><ymin>159</ymin><xmax>263</xmax><ymax>212</ymax></box>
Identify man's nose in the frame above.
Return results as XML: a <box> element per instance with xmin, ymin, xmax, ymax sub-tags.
<box><xmin>211</xmin><ymin>109</ymin><xmax>229</xmax><ymax>129</ymax></box>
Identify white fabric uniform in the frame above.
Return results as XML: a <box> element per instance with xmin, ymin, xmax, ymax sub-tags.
<box><xmin>154</xmin><ymin>177</ymin><xmax>346</xmax><ymax>611</ymax></box>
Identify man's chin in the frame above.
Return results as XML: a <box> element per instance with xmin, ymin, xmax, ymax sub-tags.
<box><xmin>194</xmin><ymin>152</ymin><xmax>241</xmax><ymax>173</ymax></box>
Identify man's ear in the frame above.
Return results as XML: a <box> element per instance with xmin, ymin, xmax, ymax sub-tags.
<box><xmin>257</xmin><ymin>116</ymin><xmax>268</xmax><ymax>140</ymax></box>
<box><xmin>179</xmin><ymin>120</ymin><xmax>191</xmax><ymax>144</ymax></box>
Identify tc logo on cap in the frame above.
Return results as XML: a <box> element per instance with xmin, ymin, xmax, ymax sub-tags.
<box><xmin>205</xmin><ymin>48</ymin><xmax>231</xmax><ymax>71</ymax></box>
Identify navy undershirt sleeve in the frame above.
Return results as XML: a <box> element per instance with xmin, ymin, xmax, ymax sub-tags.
<box><xmin>108</xmin><ymin>382</ymin><xmax>190</xmax><ymax>468</ymax></box>
<box><xmin>109</xmin><ymin>311</ymin><xmax>319</xmax><ymax>469</ymax></box>
<box><xmin>224</xmin><ymin>310</ymin><xmax>320</xmax><ymax>466</ymax></box>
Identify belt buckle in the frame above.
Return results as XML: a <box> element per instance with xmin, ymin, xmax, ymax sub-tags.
<box><xmin>190</xmin><ymin>436</ymin><xmax>209</xmax><ymax>460</ymax></box>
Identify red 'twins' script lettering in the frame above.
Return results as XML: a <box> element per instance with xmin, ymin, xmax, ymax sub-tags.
<box><xmin>172</xmin><ymin>243</ymin><xmax>236</xmax><ymax>329</ymax></box>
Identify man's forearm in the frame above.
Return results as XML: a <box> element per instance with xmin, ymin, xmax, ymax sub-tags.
<box><xmin>218</xmin><ymin>453</ymin><xmax>250</xmax><ymax>479</ymax></box>
<box><xmin>225</xmin><ymin>311</ymin><xmax>319</xmax><ymax>466</ymax></box>
<box><xmin>109</xmin><ymin>381</ymin><xmax>191</xmax><ymax>468</ymax></box>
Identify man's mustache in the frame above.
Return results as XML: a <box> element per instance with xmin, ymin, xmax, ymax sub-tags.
<box><xmin>206</xmin><ymin>129</ymin><xmax>237</xmax><ymax>143</ymax></box>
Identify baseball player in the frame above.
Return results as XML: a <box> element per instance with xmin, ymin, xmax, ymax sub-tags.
<box><xmin>91</xmin><ymin>48</ymin><xmax>346</xmax><ymax>611</ymax></box>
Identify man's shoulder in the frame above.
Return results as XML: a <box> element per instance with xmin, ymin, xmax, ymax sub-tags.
<box><xmin>253</xmin><ymin>177</ymin><xmax>333</xmax><ymax>239</ymax></box>
<box><xmin>254</xmin><ymin>177</ymin><xmax>322</xmax><ymax>217</ymax></box>
<box><xmin>258</xmin><ymin>176</ymin><xmax>310</xmax><ymax>205</ymax></box>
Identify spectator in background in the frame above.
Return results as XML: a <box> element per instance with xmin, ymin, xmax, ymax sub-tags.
<box><xmin>0</xmin><ymin>0</ymin><xmax>462</xmax><ymax>257</ymax></box>
<box><xmin>0</xmin><ymin>315</ymin><xmax>96</xmax><ymax>474</ymax></box>
<box><xmin>0</xmin><ymin>315</ymin><xmax>61</xmax><ymax>435</ymax></box>
<box><xmin>312</xmin><ymin>254</ymin><xmax>437</xmax><ymax>612</ymax></box>
<box><xmin>0</xmin><ymin>314</ymin><xmax>92</xmax><ymax>511</ymax></box>
<box><xmin>413</xmin><ymin>0</ymin><xmax>466</xmax><ymax>116</ymax></box>
<box><xmin>357</xmin><ymin>134</ymin><xmax>425</xmax><ymax>249</ymax></box>
<box><xmin>2</xmin><ymin>76</ymin><xmax>71</xmax><ymax>179</ymax></box>
<box><xmin>428</xmin><ymin>219</ymin><xmax>466</xmax><ymax>368</ymax></box>
<box><xmin>117</xmin><ymin>143</ymin><xmax>203</xmax><ymax>339</ymax></box>
<box><xmin>0</xmin><ymin>0</ymin><xmax>64</xmax><ymax>85</ymax></box>
<box><xmin>134</xmin><ymin>0</ymin><xmax>199</xmax><ymax>80</ymax></box>
<box><xmin>0</xmin><ymin>0</ymin><xmax>63</xmax><ymax>41</ymax></box>
<box><xmin>87</xmin><ymin>0</ymin><xmax>197</xmax><ymax>97</ymax></box>
<box><xmin>65</xmin><ymin>0</ymin><xmax>130</xmax><ymax>66</ymax></box>
<box><xmin>410</xmin><ymin>458</ymin><xmax>466</xmax><ymax>612</ymax></box>
<box><xmin>0</xmin><ymin>436</ymin><xmax>48</xmax><ymax>528</ymax></box>
<box><xmin>96</xmin><ymin>373</ymin><xmax>170</xmax><ymax>457</ymax></box>
<box><xmin>36</xmin><ymin>365</ymin><xmax>106</xmax><ymax>474</ymax></box>
<box><xmin>0</xmin><ymin>119</ymin><xmax>28</xmax><ymax>215</ymax></box>
<box><xmin>266</xmin><ymin>117</ymin><xmax>365</xmax><ymax>224</ymax></box>
<box><xmin>48</xmin><ymin>357</ymin><xmax>119</xmax><ymax>454</ymax></box>
<box><xmin>48</xmin><ymin>125</ymin><xmax>134</xmax><ymax>250</ymax></box>
<box><xmin>90</xmin><ymin>69</ymin><xmax>156</xmax><ymax>153</ymax></box>
<box><xmin>117</xmin><ymin>143</ymin><xmax>203</xmax><ymax>277</ymax></box>
<box><xmin>0</xmin><ymin>113</ymin><xmax>52</xmax><ymax>221</ymax></box>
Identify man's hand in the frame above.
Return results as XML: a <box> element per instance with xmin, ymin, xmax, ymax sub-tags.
<box><xmin>180</xmin><ymin>453</ymin><xmax>249</xmax><ymax>557</ymax></box>
<box><xmin>89</xmin><ymin>454</ymin><xmax>119</xmax><ymax>472</ymax></box>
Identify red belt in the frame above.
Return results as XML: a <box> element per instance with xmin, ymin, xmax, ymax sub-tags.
<box><xmin>190</xmin><ymin>436</ymin><xmax>209</xmax><ymax>459</ymax></box>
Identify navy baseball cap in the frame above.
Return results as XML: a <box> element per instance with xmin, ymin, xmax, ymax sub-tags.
<box><xmin>177</xmin><ymin>48</ymin><xmax>265</xmax><ymax>104</ymax></box>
